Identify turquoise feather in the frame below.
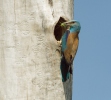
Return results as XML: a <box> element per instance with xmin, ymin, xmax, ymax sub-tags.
<box><xmin>70</xmin><ymin>21</ymin><xmax>81</xmax><ymax>33</ymax></box>
<box><xmin>61</xmin><ymin>30</ymin><xmax>70</xmax><ymax>52</ymax></box>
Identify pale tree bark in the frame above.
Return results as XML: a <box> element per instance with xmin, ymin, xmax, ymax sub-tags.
<box><xmin>0</xmin><ymin>0</ymin><xmax>74</xmax><ymax>100</ymax></box>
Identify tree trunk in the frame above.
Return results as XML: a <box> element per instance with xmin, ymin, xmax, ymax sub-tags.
<box><xmin>0</xmin><ymin>0</ymin><xmax>74</xmax><ymax>100</ymax></box>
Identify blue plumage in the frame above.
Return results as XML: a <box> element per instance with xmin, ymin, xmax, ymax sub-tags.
<box><xmin>70</xmin><ymin>21</ymin><xmax>81</xmax><ymax>33</ymax></box>
<box><xmin>61</xmin><ymin>30</ymin><xmax>70</xmax><ymax>82</ymax></box>
<box><xmin>60</xmin><ymin>20</ymin><xmax>81</xmax><ymax>82</ymax></box>
<box><xmin>61</xmin><ymin>30</ymin><xmax>70</xmax><ymax>52</ymax></box>
<box><xmin>60</xmin><ymin>56</ymin><xmax>70</xmax><ymax>82</ymax></box>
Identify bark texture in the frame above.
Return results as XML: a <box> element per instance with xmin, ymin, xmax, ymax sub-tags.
<box><xmin>0</xmin><ymin>0</ymin><xmax>74</xmax><ymax>100</ymax></box>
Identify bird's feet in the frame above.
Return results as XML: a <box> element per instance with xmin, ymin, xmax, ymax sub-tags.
<box><xmin>57</xmin><ymin>40</ymin><xmax>62</xmax><ymax>47</ymax></box>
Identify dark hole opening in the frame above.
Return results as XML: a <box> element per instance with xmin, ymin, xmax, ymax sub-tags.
<box><xmin>54</xmin><ymin>17</ymin><xmax>67</xmax><ymax>41</ymax></box>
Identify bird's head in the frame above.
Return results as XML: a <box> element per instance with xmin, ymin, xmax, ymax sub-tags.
<box><xmin>61</xmin><ymin>20</ymin><xmax>81</xmax><ymax>33</ymax></box>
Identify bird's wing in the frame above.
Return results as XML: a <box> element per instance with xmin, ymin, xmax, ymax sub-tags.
<box><xmin>65</xmin><ymin>29</ymin><xmax>70</xmax><ymax>42</ymax></box>
<box><xmin>61</xmin><ymin>29</ymin><xmax>70</xmax><ymax>52</ymax></box>
<box><xmin>60</xmin><ymin>30</ymin><xmax>71</xmax><ymax>82</ymax></box>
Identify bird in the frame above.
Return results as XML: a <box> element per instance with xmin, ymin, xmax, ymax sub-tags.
<box><xmin>60</xmin><ymin>20</ymin><xmax>81</xmax><ymax>82</ymax></box>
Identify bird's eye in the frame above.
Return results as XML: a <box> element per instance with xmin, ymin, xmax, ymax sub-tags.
<box><xmin>71</xmin><ymin>22</ymin><xmax>75</xmax><ymax>24</ymax></box>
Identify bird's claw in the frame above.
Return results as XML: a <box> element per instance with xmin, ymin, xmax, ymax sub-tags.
<box><xmin>57</xmin><ymin>40</ymin><xmax>62</xmax><ymax>47</ymax></box>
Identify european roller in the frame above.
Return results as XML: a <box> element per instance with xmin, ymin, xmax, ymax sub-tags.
<box><xmin>60</xmin><ymin>20</ymin><xmax>81</xmax><ymax>82</ymax></box>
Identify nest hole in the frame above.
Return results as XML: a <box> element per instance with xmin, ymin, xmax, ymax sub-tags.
<box><xmin>54</xmin><ymin>17</ymin><xmax>67</xmax><ymax>41</ymax></box>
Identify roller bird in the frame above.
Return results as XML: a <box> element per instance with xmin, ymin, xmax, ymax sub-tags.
<box><xmin>60</xmin><ymin>20</ymin><xmax>81</xmax><ymax>82</ymax></box>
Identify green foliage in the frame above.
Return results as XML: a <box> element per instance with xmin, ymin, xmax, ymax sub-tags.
<box><xmin>60</xmin><ymin>23</ymin><xmax>66</xmax><ymax>28</ymax></box>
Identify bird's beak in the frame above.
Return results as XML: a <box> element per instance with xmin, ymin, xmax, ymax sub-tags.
<box><xmin>62</xmin><ymin>20</ymin><xmax>76</xmax><ymax>26</ymax></box>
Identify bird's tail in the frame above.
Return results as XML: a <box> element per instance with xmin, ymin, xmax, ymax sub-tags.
<box><xmin>60</xmin><ymin>56</ymin><xmax>72</xmax><ymax>82</ymax></box>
